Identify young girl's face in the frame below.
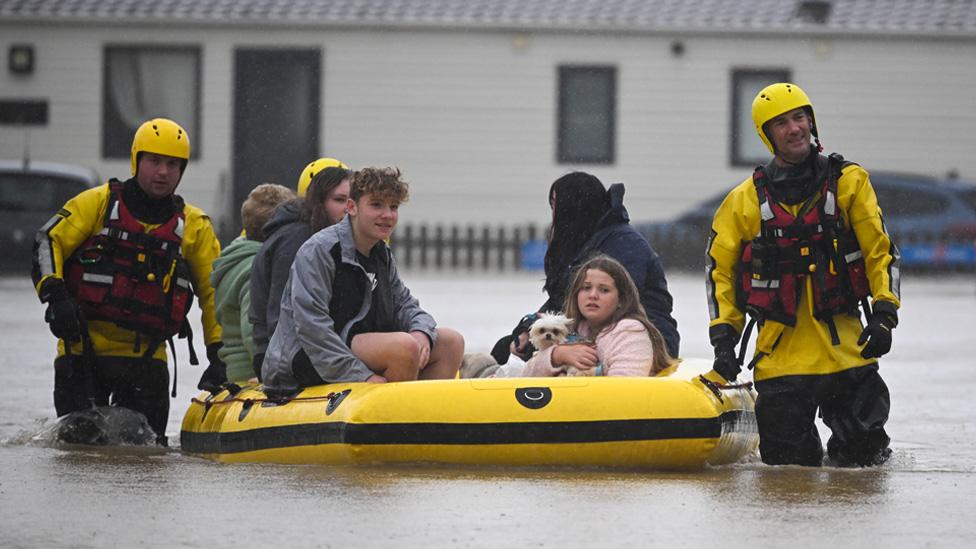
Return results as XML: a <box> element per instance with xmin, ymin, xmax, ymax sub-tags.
<box><xmin>324</xmin><ymin>179</ymin><xmax>351</xmax><ymax>225</ymax></box>
<box><xmin>576</xmin><ymin>268</ymin><xmax>620</xmax><ymax>330</ymax></box>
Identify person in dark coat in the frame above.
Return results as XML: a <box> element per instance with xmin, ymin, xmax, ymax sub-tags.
<box><xmin>248</xmin><ymin>166</ymin><xmax>351</xmax><ymax>379</ymax></box>
<box><xmin>491</xmin><ymin>171</ymin><xmax>680</xmax><ymax>364</ymax></box>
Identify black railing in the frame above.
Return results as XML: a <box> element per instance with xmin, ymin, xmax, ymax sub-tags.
<box><xmin>391</xmin><ymin>223</ymin><xmax>544</xmax><ymax>270</ymax></box>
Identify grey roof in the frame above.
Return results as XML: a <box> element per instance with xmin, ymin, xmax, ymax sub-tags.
<box><xmin>1</xmin><ymin>0</ymin><xmax>974</xmax><ymax>36</ymax></box>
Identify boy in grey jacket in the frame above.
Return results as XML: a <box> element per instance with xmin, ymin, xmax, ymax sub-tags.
<box><xmin>262</xmin><ymin>167</ymin><xmax>464</xmax><ymax>393</ymax></box>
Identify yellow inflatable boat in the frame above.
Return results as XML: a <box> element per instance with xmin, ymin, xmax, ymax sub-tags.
<box><xmin>180</xmin><ymin>359</ymin><xmax>757</xmax><ymax>469</ymax></box>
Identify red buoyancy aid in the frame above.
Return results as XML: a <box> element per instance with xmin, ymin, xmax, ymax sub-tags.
<box><xmin>64</xmin><ymin>181</ymin><xmax>194</xmax><ymax>342</ymax></box>
<box><xmin>738</xmin><ymin>154</ymin><xmax>871</xmax><ymax>330</ymax></box>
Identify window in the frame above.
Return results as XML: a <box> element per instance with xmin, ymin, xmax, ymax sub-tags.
<box><xmin>0</xmin><ymin>173</ymin><xmax>89</xmax><ymax>213</ymax></box>
<box><xmin>873</xmin><ymin>183</ymin><xmax>949</xmax><ymax>217</ymax></box>
<box><xmin>0</xmin><ymin>99</ymin><xmax>48</xmax><ymax>125</ymax></box>
<box><xmin>730</xmin><ymin>68</ymin><xmax>790</xmax><ymax>166</ymax></box>
<box><xmin>102</xmin><ymin>46</ymin><xmax>201</xmax><ymax>160</ymax></box>
<box><xmin>958</xmin><ymin>189</ymin><xmax>976</xmax><ymax>214</ymax></box>
<box><xmin>558</xmin><ymin>66</ymin><xmax>615</xmax><ymax>164</ymax></box>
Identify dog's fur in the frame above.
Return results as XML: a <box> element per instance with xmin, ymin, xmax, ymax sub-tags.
<box><xmin>528</xmin><ymin>312</ymin><xmax>572</xmax><ymax>352</ymax></box>
<box><xmin>529</xmin><ymin>312</ymin><xmax>593</xmax><ymax>376</ymax></box>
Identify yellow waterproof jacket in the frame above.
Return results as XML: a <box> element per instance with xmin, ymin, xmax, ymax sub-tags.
<box><xmin>34</xmin><ymin>182</ymin><xmax>222</xmax><ymax>361</ymax></box>
<box><xmin>706</xmin><ymin>163</ymin><xmax>900</xmax><ymax>381</ymax></box>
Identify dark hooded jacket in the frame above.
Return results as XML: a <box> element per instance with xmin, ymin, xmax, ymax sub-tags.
<box><xmin>538</xmin><ymin>183</ymin><xmax>680</xmax><ymax>358</ymax></box>
<box><xmin>248</xmin><ymin>199</ymin><xmax>312</xmax><ymax>360</ymax></box>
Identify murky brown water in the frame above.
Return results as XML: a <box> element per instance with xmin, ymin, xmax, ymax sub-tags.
<box><xmin>2</xmin><ymin>273</ymin><xmax>974</xmax><ymax>547</ymax></box>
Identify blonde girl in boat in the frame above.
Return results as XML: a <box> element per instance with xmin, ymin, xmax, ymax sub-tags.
<box><xmin>521</xmin><ymin>255</ymin><xmax>676</xmax><ymax>377</ymax></box>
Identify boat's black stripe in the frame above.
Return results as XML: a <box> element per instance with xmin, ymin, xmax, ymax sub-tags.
<box><xmin>181</xmin><ymin>411</ymin><xmax>754</xmax><ymax>455</ymax></box>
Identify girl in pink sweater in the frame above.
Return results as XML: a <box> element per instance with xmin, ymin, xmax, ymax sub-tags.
<box><xmin>522</xmin><ymin>255</ymin><xmax>676</xmax><ymax>377</ymax></box>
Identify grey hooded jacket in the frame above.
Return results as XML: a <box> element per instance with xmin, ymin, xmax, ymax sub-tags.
<box><xmin>262</xmin><ymin>216</ymin><xmax>437</xmax><ymax>393</ymax></box>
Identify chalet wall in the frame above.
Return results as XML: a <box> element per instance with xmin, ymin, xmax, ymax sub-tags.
<box><xmin>1</xmin><ymin>22</ymin><xmax>973</xmax><ymax>230</ymax></box>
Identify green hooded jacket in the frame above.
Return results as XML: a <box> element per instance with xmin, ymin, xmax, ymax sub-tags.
<box><xmin>210</xmin><ymin>236</ymin><xmax>262</xmax><ymax>382</ymax></box>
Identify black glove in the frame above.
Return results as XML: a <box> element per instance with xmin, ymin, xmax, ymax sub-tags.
<box><xmin>713</xmin><ymin>343</ymin><xmax>741</xmax><ymax>383</ymax></box>
<box><xmin>251</xmin><ymin>352</ymin><xmax>265</xmax><ymax>382</ymax></box>
<box><xmin>491</xmin><ymin>313</ymin><xmax>539</xmax><ymax>364</ymax></box>
<box><xmin>197</xmin><ymin>342</ymin><xmax>228</xmax><ymax>392</ymax></box>
<box><xmin>710</xmin><ymin>324</ymin><xmax>741</xmax><ymax>383</ymax></box>
<box><xmin>40</xmin><ymin>279</ymin><xmax>83</xmax><ymax>342</ymax></box>
<box><xmin>490</xmin><ymin>336</ymin><xmax>514</xmax><ymax>365</ymax></box>
<box><xmin>858</xmin><ymin>310</ymin><xmax>897</xmax><ymax>359</ymax></box>
<box><xmin>511</xmin><ymin>312</ymin><xmax>540</xmax><ymax>359</ymax></box>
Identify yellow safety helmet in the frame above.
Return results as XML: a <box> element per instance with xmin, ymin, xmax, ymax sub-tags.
<box><xmin>751</xmin><ymin>82</ymin><xmax>819</xmax><ymax>154</ymax></box>
<box><xmin>297</xmin><ymin>157</ymin><xmax>348</xmax><ymax>197</ymax></box>
<box><xmin>131</xmin><ymin>118</ymin><xmax>191</xmax><ymax>176</ymax></box>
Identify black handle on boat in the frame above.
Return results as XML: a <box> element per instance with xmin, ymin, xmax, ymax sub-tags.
<box><xmin>698</xmin><ymin>375</ymin><xmax>755</xmax><ymax>404</ymax></box>
<box><xmin>325</xmin><ymin>389</ymin><xmax>352</xmax><ymax>415</ymax></box>
<box><xmin>698</xmin><ymin>375</ymin><xmax>725</xmax><ymax>403</ymax></box>
<box><xmin>515</xmin><ymin>387</ymin><xmax>552</xmax><ymax>409</ymax></box>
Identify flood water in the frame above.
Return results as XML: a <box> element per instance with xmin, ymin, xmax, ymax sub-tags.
<box><xmin>1</xmin><ymin>271</ymin><xmax>974</xmax><ymax>548</ymax></box>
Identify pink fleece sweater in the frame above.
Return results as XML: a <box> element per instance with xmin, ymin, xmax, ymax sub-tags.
<box><xmin>522</xmin><ymin>318</ymin><xmax>654</xmax><ymax>377</ymax></box>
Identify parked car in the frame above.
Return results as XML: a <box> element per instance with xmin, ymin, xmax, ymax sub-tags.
<box><xmin>0</xmin><ymin>159</ymin><xmax>101</xmax><ymax>275</ymax></box>
<box><xmin>636</xmin><ymin>171</ymin><xmax>976</xmax><ymax>271</ymax></box>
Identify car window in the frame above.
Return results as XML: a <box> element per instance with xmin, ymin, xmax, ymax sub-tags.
<box><xmin>957</xmin><ymin>188</ymin><xmax>976</xmax><ymax>214</ymax></box>
<box><xmin>0</xmin><ymin>173</ymin><xmax>89</xmax><ymax>213</ymax></box>
<box><xmin>873</xmin><ymin>184</ymin><xmax>948</xmax><ymax>216</ymax></box>
<box><xmin>679</xmin><ymin>194</ymin><xmax>726</xmax><ymax>225</ymax></box>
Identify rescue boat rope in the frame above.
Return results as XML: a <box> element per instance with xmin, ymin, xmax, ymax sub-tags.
<box><xmin>191</xmin><ymin>380</ymin><xmax>754</xmax><ymax>409</ymax></box>
<box><xmin>190</xmin><ymin>393</ymin><xmax>340</xmax><ymax>407</ymax></box>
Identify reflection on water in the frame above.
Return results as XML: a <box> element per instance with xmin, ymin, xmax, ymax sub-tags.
<box><xmin>738</xmin><ymin>466</ymin><xmax>889</xmax><ymax>505</ymax></box>
<box><xmin>2</xmin><ymin>440</ymin><xmax>975</xmax><ymax>547</ymax></box>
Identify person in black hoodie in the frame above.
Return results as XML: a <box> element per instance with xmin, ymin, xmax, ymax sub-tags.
<box><xmin>249</xmin><ymin>166</ymin><xmax>351</xmax><ymax>379</ymax></box>
<box><xmin>490</xmin><ymin>172</ymin><xmax>680</xmax><ymax>365</ymax></box>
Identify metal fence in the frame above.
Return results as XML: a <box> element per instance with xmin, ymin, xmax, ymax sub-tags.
<box><xmin>391</xmin><ymin>223</ymin><xmax>545</xmax><ymax>271</ymax></box>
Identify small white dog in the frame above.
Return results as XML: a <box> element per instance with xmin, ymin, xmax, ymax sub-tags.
<box><xmin>529</xmin><ymin>312</ymin><xmax>595</xmax><ymax>376</ymax></box>
<box><xmin>528</xmin><ymin>312</ymin><xmax>572</xmax><ymax>352</ymax></box>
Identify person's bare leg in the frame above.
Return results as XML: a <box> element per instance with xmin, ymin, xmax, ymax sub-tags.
<box><xmin>350</xmin><ymin>332</ymin><xmax>423</xmax><ymax>381</ymax></box>
<box><xmin>419</xmin><ymin>328</ymin><xmax>464</xmax><ymax>380</ymax></box>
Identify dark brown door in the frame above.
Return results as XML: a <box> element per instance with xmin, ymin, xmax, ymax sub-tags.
<box><xmin>232</xmin><ymin>48</ymin><xmax>320</xmax><ymax>234</ymax></box>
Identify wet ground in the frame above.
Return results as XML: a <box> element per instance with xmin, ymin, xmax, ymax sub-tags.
<box><xmin>1</xmin><ymin>272</ymin><xmax>974</xmax><ymax>548</ymax></box>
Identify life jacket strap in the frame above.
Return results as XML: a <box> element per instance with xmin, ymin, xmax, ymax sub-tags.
<box><xmin>737</xmin><ymin>317</ymin><xmax>758</xmax><ymax>367</ymax></box>
<box><xmin>167</xmin><ymin>337</ymin><xmax>178</xmax><ymax>397</ymax></box>
<box><xmin>180</xmin><ymin>320</ymin><xmax>199</xmax><ymax>366</ymax></box>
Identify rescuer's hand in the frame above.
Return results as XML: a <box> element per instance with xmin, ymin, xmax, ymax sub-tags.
<box><xmin>40</xmin><ymin>279</ymin><xmax>83</xmax><ymax>342</ymax></box>
<box><xmin>858</xmin><ymin>311</ymin><xmax>897</xmax><ymax>359</ymax></box>
<box><xmin>712</xmin><ymin>342</ymin><xmax>741</xmax><ymax>383</ymax></box>
<box><xmin>197</xmin><ymin>342</ymin><xmax>228</xmax><ymax>392</ymax></box>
